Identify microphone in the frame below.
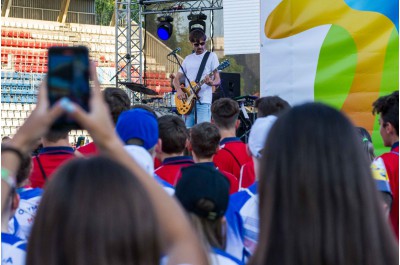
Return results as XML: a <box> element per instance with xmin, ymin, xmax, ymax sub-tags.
<box><xmin>167</xmin><ymin>47</ymin><xmax>181</xmax><ymax>56</ymax></box>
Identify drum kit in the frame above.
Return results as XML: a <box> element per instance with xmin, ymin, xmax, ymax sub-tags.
<box><xmin>119</xmin><ymin>82</ymin><xmax>178</xmax><ymax>117</ymax></box>
<box><xmin>119</xmin><ymin>82</ymin><xmax>259</xmax><ymax>127</ymax></box>
<box><xmin>235</xmin><ymin>95</ymin><xmax>258</xmax><ymax>143</ymax></box>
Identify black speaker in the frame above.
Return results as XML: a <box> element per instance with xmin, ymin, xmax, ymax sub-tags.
<box><xmin>213</xmin><ymin>72</ymin><xmax>240</xmax><ymax>102</ymax></box>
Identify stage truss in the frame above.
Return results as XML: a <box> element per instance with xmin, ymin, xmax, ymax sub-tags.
<box><xmin>115</xmin><ymin>0</ymin><xmax>223</xmax><ymax>102</ymax></box>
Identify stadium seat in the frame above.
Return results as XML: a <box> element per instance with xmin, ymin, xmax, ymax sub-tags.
<box><xmin>34</xmin><ymin>41</ymin><xmax>41</xmax><ymax>49</ymax></box>
<box><xmin>3</xmin><ymin>103</ymin><xmax>10</xmax><ymax>110</ymax></box>
<box><xmin>3</xmin><ymin>127</ymin><xmax>11</xmax><ymax>135</ymax></box>
<box><xmin>14</xmin><ymin>110</ymin><xmax>21</xmax><ymax>118</ymax></box>
<box><xmin>27</xmin><ymin>40</ymin><xmax>34</xmax><ymax>48</ymax></box>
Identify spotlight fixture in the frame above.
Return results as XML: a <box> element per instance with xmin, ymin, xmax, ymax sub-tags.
<box><xmin>188</xmin><ymin>13</ymin><xmax>207</xmax><ymax>33</ymax></box>
<box><xmin>157</xmin><ymin>15</ymin><xmax>173</xmax><ymax>41</ymax></box>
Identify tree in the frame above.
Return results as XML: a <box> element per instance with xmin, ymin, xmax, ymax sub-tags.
<box><xmin>95</xmin><ymin>0</ymin><xmax>114</xmax><ymax>26</ymax></box>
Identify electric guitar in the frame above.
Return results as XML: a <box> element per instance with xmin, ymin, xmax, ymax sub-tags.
<box><xmin>175</xmin><ymin>59</ymin><xmax>230</xmax><ymax>115</ymax></box>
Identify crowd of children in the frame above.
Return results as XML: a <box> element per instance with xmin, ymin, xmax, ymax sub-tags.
<box><xmin>1</xmin><ymin>65</ymin><xmax>398</xmax><ymax>265</ymax></box>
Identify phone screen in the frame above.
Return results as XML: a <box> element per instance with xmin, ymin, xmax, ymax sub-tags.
<box><xmin>48</xmin><ymin>46</ymin><xmax>90</xmax><ymax>130</ymax></box>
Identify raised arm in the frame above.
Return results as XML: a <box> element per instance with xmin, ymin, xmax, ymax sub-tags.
<box><xmin>68</xmin><ymin>64</ymin><xmax>209</xmax><ymax>265</ymax></box>
<box><xmin>1</xmin><ymin>81</ymin><xmax>64</xmax><ymax>210</ymax></box>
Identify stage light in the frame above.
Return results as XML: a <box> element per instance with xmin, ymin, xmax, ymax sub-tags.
<box><xmin>188</xmin><ymin>13</ymin><xmax>207</xmax><ymax>33</ymax></box>
<box><xmin>157</xmin><ymin>16</ymin><xmax>173</xmax><ymax>41</ymax></box>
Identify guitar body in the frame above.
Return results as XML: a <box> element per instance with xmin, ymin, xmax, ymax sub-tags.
<box><xmin>173</xmin><ymin>59</ymin><xmax>231</xmax><ymax>115</ymax></box>
<box><xmin>175</xmin><ymin>81</ymin><xmax>198</xmax><ymax>115</ymax></box>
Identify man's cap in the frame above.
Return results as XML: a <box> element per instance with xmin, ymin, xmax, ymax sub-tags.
<box><xmin>116</xmin><ymin>109</ymin><xmax>158</xmax><ymax>150</ymax></box>
<box><xmin>175</xmin><ymin>164</ymin><xmax>230</xmax><ymax>221</ymax></box>
<box><xmin>248</xmin><ymin>115</ymin><xmax>278</xmax><ymax>158</ymax></box>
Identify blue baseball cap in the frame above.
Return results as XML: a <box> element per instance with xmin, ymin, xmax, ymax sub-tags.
<box><xmin>115</xmin><ymin>108</ymin><xmax>158</xmax><ymax>150</ymax></box>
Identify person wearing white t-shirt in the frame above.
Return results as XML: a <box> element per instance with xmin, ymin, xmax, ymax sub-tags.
<box><xmin>8</xmin><ymin>187</ymin><xmax>43</xmax><ymax>240</ymax></box>
<box><xmin>173</xmin><ymin>29</ymin><xmax>220</xmax><ymax>128</ymax></box>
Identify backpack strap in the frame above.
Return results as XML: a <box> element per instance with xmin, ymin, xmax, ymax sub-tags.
<box><xmin>221</xmin><ymin>147</ymin><xmax>242</xmax><ymax>169</ymax></box>
<box><xmin>195</xmin><ymin>51</ymin><xmax>211</xmax><ymax>83</ymax></box>
<box><xmin>238</xmin><ymin>165</ymin><xmax>245</xmax><ymax>191</ymax></box>
<box><xmin>35</xmin><ymin>156</ymin><xmax>47</xmax><ymax>181</ymax></box>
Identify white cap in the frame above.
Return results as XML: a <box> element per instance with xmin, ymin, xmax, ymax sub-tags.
<box><xmin>123</xmin><ymin>145</ymin><xmax>154</xmax><ymax>176</ymax></box>
<box><xmin>248</xmin><ymin>115</ymin><xmax>278</xmax><ymax>158</ymax></box>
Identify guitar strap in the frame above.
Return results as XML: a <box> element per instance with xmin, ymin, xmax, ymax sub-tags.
<box><xmin>195</xmin><ymin>51</ymin><xmax>211</xmax><ymax>83</ymax></box>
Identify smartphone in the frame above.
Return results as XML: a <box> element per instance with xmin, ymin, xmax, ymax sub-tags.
<box><xmin>47</xmin><ymin>46</ymin><xmax>90</xmax><ymax>130</ymax></box>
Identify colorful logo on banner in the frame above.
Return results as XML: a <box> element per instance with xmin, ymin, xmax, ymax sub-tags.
<box><xmin>263</xmin><ymin>0</ymin><xmax>398</xmax><ymax>155</ymax></box>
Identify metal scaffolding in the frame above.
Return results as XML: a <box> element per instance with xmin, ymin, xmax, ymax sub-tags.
<box><xmin>141</xmin><ymin>0</ymin><xmax>223</xmax><ymax>15</ymax></box>
<box><xmin>114</xmin><ymin>0</ymin><xmax>223</xmax><ymax>101</ymax></box>
<box><xmin>115</xmin><ymin>0</ymin><xmax>143</xmax><ymax>99</ymax></box>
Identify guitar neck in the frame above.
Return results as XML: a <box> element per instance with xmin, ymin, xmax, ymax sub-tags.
<box><xmin>196</xmin><ymin>69</ymin><xmax>217</xmax><ymax>91</ymax></box>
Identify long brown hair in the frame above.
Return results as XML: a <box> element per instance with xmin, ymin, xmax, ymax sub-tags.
<box><xmin>189</xmin><ymin>212</ymin><xmax>226</xmax><ymax>250</ymax></box>
<box><xmin>27</xmin><ymin>156</ymin><xmax>161</xmax><ymax>265</ymax></box>
<box><xmin>250</xmin><ymin>103</ymin><xmax>398</xmax><ymax>265</ymax></box>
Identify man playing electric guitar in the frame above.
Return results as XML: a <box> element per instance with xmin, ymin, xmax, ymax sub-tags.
<box><xmin>173</xmin><ymin>29</ymin><xmax>220</xmax><ymax>128</ymax></box>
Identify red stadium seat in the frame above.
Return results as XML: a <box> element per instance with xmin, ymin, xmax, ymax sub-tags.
<box><xmin>21</xmin><ymin>40</ymin><xmax>28</xmax><ymax>48</ymax></box>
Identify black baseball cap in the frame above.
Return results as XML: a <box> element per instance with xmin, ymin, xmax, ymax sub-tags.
<box><xmin>175</xmin><ymin>164</ymin><xmax>230</xmax><ymax>221</ymax></box>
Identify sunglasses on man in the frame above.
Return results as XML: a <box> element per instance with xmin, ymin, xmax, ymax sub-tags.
<box><xmin>193</xmin><ymin>41</ymin><xmax>206</xmax><ymax>47</ymax></box>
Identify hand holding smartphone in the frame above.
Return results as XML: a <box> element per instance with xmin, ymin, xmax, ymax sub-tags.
<box><xmin>47</xmin><ymin>46</ymin><xmax>90</xmax><ymax>130</ymax></box>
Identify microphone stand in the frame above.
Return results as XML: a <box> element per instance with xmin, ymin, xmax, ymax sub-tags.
<box><xmin>170</xmin><ymin>51</ymin><xmax>198</xmax><ymax>125</ymax></box>
<box><xmin>110</xmin><ymin>54</ymin><xmax>131</xmax><ymax>87</ymax></box>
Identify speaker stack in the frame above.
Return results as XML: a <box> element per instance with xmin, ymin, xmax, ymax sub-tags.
<box><xmin>212</xmin><ymin>72</ymin><xmax>241</xmax><ymax>102</ymax></box>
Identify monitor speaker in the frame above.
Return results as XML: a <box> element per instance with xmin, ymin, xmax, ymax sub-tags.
<box><xmin>213</xmin><ymin>72</ymin><xmax>241</xmax><ymax>102</ymax></box>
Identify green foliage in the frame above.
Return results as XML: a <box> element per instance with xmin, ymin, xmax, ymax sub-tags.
<box><xmin>219</xmin><ymin>55</ymin><xmax>246</xmax><ymax>94</ymax></box>
<box><xmin>95</xmin><ymin>0</ymin><xmax>140</xmax><ymax>25</ymax></box>
<box><xmin>95</xmin><ymin>0</ymin><xmax>114</xmax><ymax>26</ymax></box>
<box><xmin>220</xmin><ymin>55</ymin><xmax>243</xmax><ymax>73</ymax></box>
